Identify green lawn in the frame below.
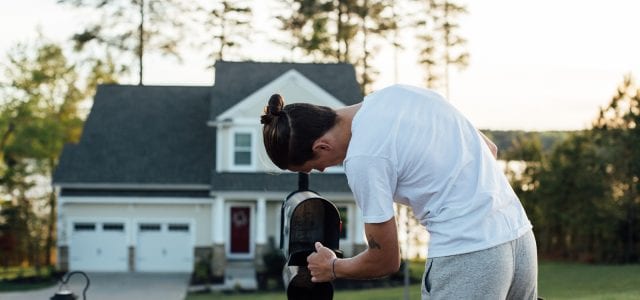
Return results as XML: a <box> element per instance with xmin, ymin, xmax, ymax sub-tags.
<box><xmin>0</xmin><ymin>266</ymin><xmax>52</xmax><ymax>280</ymax></box>
<box><xmin>187</xmin><ymin>261</ymin><xmax>640</xmax><ymax>300</ymax></box>
<box><xmin>0</xmin><ymin>266</ymin><xmax>58</xmax><ymax>292</ymax></box>
<box><xmin>538</xmin><ymin>262</ymin><xmax>640</xmax><ymax>299</ymax></box>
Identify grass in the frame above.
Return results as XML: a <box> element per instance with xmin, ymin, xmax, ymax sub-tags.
<box><xmin>2</xmin><ymin>261</ymin><xmax>639</xmax><ymax>297</ymax></box>
<box><xmin>187</xmin><ymin>261</ymin><xmax>640</xmax><ymax>300</ymax></box>
<box><xmin>538</xmin><ymin>261</ymin><xmax>640</xmax><ymax>299</ymax></box>
<box><xmin>0</xmin><ymin>281</ymin><xmax>58</xmax><ymax>292</ymax></box>
<box><xmin>0</xmin><ymin>266</ymin><xmax>58</xmax><ymax>292</ymax></box>
<box><xmin>0</xmin><ymin>266</ymin><xmax>52</xmax><ymax>280</ymax></box>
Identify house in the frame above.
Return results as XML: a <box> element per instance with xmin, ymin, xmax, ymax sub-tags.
<box><xmin>52</xmin><ymin>61</ymin><xmax>366</xmax><ymax>287</ymax></box>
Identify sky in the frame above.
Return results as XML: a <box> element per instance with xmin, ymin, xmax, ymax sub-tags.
<box><xmin>1</xmin><ymin>0</ymin><xmax>639</xmax><ymax>131</ymax></box>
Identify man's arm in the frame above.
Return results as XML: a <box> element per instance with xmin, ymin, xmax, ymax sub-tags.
<box><xmin>307</xmin><ymin>217</ymin><xmax>401</xmax><ymax>282</ymax></box>
<box><xmin>478</xmin><ymin>130</ymin><xmax>498</xmax><ymax>159</ymax></box>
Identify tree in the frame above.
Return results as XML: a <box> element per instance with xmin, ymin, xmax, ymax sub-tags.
<box><xmin>503</xmin><ymin>132</ymin><xmax>545</xmax><ymax>163</ymax></box>
<box><xmin>58</xmin><ymin>0</ymin><xmax>195</xmax><ymax>85</ymax></box>
<box><xmin>355</xmin><ymin>0</ymin><xmax>396</xmax><ymax>93</ymax></box>
<box><xmin>536</xmin><ymin>132</ymin><xmax>617</xmax><ymax>262</ymax></box>
<box><xmin>502</xmin><ymin>133</ymin><xmax>544</xmax><ymax>245</ymax></box>
<box><xmin>200</xmin><ymin>0</ymin><xmax>253</xmax><ymax>65</ymax></box>
<box><xmin>514</xmin><ymin>75</ymin><xmax>640</xmax><ymax>263</ymax></box>
<box><xmin>415</xmin><ymin>0</ymin><xmax>469</xmax><ymax>98</ymax></box>
<box><xmin>592</xmin><ymin>74</ymin><xmax>640</xmax><ymax>263</ymax></box>
<box><xmin>0</xmin><ymin>201</ymin><xmax>20</xmax><ymax>268</ymax></box>
<box><xmin>0</xmin><ymin>37</ymin><xmax>116</xmax><ymax>267</ymax></box>
<box><xmin>0</xmin><ymin>112</ymin><xmax>37</xmax><ymax>268</ymax></box>
<box><xmin>277</xmin><ymin>0</ymin><xmax>396</xmax><ymax>92</ymax></box>
<box><xmin>277</xmin><ymin>0</ymin><xmax>343</xmax><ymax>61</ymax></box>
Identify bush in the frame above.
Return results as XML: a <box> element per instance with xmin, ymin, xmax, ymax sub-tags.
<box><xmin>259</xmin><ymin>237</ymin><xmax>286</xmax><ymax>290</ymax></box>
<box><xmin>191</xmin><ymin>259</ymin><xmax>211</xmax><ymax>285</ymax></box>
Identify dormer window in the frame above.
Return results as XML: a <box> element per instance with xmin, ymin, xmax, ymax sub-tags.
<box><xmin>233</xmin><ymin>131</ymin><xmax>253</xmax><ymax>168</ymax></box>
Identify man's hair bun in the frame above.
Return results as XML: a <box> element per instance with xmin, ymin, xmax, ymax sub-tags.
<box><xmin>267</xmin><ymin>94</ymin><xmax>284</xmax><ymax>115</ymax></box>
<box><xmin>261</xmin><ymin>94</ymin><xmax>285</xmax><ymax>124</ymax></box>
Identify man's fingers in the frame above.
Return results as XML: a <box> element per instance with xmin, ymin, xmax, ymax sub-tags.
<box><xmin>315</xmin><ymin>241</ymin><xmax>324</xmax><ymax>251</ymax></box>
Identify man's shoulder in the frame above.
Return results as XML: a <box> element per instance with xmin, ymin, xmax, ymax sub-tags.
<box><xmin>367</xmin><ymin>84</ymin><xmax>446</xmax><ymax>103</ymax></box>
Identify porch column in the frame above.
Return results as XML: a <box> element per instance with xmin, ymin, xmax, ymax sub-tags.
<box><xmin>255</xmin><ymin>197</ymin><xmax>267</xmax><ymax>272</ymax></box>
<box><xmin>212</xmin><ymin>196</ymin><xmax>226</xmax><ymax>278</ymax></box>
<box><xmin>256</xmin><ymin>197</ymin><xmax>267</xmax><ymax>244</ymax></box>
<box><xmin>213</xmin><ymin>196</ymin><xmax>225</xmax><ymax>244</ymax></box>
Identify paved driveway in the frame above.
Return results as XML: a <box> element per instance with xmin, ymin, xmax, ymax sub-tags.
<box><xmin>0</xmin><ymin>272</ymin><xmax>191</xmax><ymax>300</ymax></box>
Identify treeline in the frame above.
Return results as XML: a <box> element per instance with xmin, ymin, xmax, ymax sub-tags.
<box><xmin>482</xmin><ymin>130</ymin><xmax>571</xmax><ymax>159</ymax></box>
<box><xmin>497</xmin><ymin>76</ymin><xmax>640</xmax><ymax>263</ymax></box>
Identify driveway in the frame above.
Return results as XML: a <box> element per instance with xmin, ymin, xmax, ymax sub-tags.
<box><xmin>0</xmin><ymin>272</ymin><xmax>191</xmax><ymax>300</ymax></box>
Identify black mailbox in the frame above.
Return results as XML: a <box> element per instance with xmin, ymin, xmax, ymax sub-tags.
<box><xmin>281</xmin><ymin>173</ymin><xmax>342</xmax><ymax>300</ymax></box>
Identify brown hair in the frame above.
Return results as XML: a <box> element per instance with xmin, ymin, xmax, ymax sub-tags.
<box><xmin>261</xmin><ymin>94</ymin><xmax>337</xmax><ymax>169</ymax></box>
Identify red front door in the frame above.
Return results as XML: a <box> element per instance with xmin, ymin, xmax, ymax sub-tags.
<box><xmin>230</xmin><ymin>207</ymin><xmax>251</xmax><ymax>254</ymax></box>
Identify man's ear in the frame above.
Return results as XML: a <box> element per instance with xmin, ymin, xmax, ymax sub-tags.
<box><xmin>312</xmin><ymin>138</ymin><xmax>333</xmax><ymax>153</ymax></box>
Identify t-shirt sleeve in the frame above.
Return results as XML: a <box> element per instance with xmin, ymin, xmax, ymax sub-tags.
<box><xmin>345</xmin><ymin>155</ymin><xmax>397</xmax><ymax>224</ymax></box>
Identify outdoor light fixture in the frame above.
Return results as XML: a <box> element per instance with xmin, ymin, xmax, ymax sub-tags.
<box><xmin>280</xmin><ymin>173</ymin><xmax>343</xmax><ymax>300</ymax></box>
<box><xmin>50</xmin><ymin>271</ymin><xmax>90</xmax><ymax>300</ymax></box>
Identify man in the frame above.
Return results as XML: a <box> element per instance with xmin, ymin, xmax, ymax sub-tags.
<box><xmin>260</xmin><ymin>84</ymin><xmax>538</xmax><ymax>299</ymax></box>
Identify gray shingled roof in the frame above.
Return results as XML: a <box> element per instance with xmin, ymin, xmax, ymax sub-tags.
<box><xmin>210</xmin><ymin>61</ymin><xmax>362</xmax><ymax>119</ymax></box>
<box><xmin>53</xmin><ymin>84</ymin><xmax>214</xmax><ymax>186</ymax></box>
<box><xmin>210</xmin><ymin>172</ymin><xmax>351</xmax><ymax>193</ymax></box>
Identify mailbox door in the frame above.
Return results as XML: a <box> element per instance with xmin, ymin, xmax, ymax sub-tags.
<box><xmin>282</xmin><ymin>191</ymin><xmax>342</xmax><ymax>265</ymax></box>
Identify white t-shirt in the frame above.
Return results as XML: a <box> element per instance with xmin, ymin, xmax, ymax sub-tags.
<box><xmin>344</xmin><ymin>84</ymin><xmax>532</xmax><ymax>258</ymax></box>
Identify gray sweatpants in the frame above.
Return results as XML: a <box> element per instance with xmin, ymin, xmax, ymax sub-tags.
<box><xmin>422</xmin><ymin>230</ymin><xmax>538</xmax><ymax>300</ymax></box>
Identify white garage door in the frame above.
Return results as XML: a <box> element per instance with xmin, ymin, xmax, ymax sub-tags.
<box><xmin>69</xmin><ymin>222</ymin><xmax>128</xmax><ymax>272</ymax></box>
<box><xmin>136</xmin><ymin>222</ymin><xmax>193</xmax><ymax>272</ymax></box>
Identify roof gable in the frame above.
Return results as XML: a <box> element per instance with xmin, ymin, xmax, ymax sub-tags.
<box><xmin>209</xmin><ymin>61</ymin><xmax>362</xmax><ymax>120</ymax></box>
<box><xmin>216</xmin><ymin>69</ymin><xmax>346</xmax><ymax>121</ymax></box>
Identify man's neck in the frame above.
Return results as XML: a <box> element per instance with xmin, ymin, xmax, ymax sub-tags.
<box><xmin>336</xmin><ymin>103</ymin><xmax>361</xmax><ymax>128</ymax></box>
<box><xmin>333</xmin><ymin>103</ymin><xmax>362</xmax><ymax>154</ymax></box>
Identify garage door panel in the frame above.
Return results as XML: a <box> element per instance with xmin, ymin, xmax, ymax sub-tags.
<box><xmin>69</xmin><ymin>222</ymin><xmax>127</xmax><ymax>272</ymax></box>
<box><xmin>136</xmin><ymin>223</ymin><xmax>193</xmax><ymax>272</ymax></box>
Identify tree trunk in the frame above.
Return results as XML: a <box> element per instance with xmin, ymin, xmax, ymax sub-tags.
<box><xmin>336</xmin><ymin>0</ymin><xmax>344</xmax><ymax>61</ymax></box>
<box><xmin>360</xmin><ymin>1</ymin><xmax>369</xmax><ymax>94</ymax></box>
<box><xmin>45</xmin><ymin>178</ymin><xmax>56</xmax><ymax>266</ymax></box>
<box><xmin>624</xmin><ymin>198</ymin><xmax>635</xmax><ymax>262</ymax></box>
<box><xmin>443</xmin><ymin>1</ymin><xmax>450</xmax><ymax>100</ymax></box>
<box><xmin>138</xmin><ymin>0</ymin><xmax>145</xmax><ymax>85</ymax></box>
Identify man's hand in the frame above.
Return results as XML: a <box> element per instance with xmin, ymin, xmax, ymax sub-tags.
<box><xmin>307</xmin><ymin>242</ymin><xmax>338</xmax><ymax>282</ymax></box>
<box><xmin>307</xmin><ymin>218</ymin><xmax>400</xmax><ymax>281</ymax></box>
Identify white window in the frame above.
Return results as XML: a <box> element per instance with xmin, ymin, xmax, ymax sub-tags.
<box><xmin>233</xmin><ymin>132</ymin><xmax>252</xmax><ymax>167</ymax></box>
<box><xmin>74</xmin><ymin>223</ymin><xmax>96</xmax><ymax>232</ymax></box>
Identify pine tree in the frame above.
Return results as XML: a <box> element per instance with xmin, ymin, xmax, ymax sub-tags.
<box><xmin>592</xmin><ymin>74</ymin><xmax>640</xmax><ymax>262</ymax></box>
<box><xmin>277</xmin><ymin>0</ymin><xmax>396</xmax><ymax>92</ymax></box>
<box><xmin>58</xmin><ymin>0</ymin><xmax>195</xmax><ymax>85</ymax></box>
<box><xmin>415</xmin><ymin>0</ymin><xmax>469</xmax><ymax>98</ymax></box>
<box><xmin>201</xmin><ymin>0</ymin><xmax>253</xmax><ymax>65</ymax></box>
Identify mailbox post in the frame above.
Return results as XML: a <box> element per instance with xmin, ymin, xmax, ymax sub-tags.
<box><xmin>281</xmin><ymin>173</ymin><xmax>342</xmax><ymax>300</ymax></box>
